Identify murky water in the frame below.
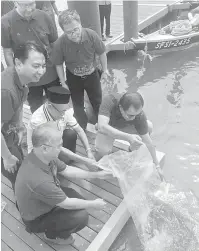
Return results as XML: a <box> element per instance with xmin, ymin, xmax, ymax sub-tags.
<box><xmin>108</xmin><ymin>46</ymin><xmax>199</xmax><ymax>250</ymax></box>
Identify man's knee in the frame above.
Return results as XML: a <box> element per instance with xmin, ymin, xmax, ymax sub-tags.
<box><xmin>147</xmin><ymin>120</ymin><xmax>153</xmax><ymax>135</ymax></box>
<box><xmin>73</xmin><ymin>210</ymin><xmax>89</xmax><ymax>231</ymax></box>
<box><xmin>63</xmin><ymin>129</ymin><xmax>77</xmax><ymax>143</ymax></box>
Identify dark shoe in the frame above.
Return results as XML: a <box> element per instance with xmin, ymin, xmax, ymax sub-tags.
<box><xmin>102</xmin><ymin>35</ymin><xmax>106</xmax><ymax>41</ymax></box>
<box><xmin>106</xmin><ymin>34</ymin><xmax>113</xmax><ymax>38</ymax></box>
<box><xmin>43</xmin><ymin>234</ymin><xmax>75</xmax><ymax>245</ymax></box>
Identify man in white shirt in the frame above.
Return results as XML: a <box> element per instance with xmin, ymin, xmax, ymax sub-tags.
<box><xmin>27</xmin><ymin>86</ymin><xmax>98</xmax><ymax>168</ymax></box>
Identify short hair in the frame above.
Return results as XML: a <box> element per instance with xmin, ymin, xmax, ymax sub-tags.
<box><xmin>14</xmin><ymin>41</ymin><xmax>48</xmax><ymax>63</ymax></box>
<box><xmin>32</xmin><ymin>122</ymin><xmax>61</xmax><ymax>148</ymax></box>
<box><xmin>119</xmin><ymin>92</ymin><xmax>144</xmax><ymax>111</ymax></box>
<box><xmin>58</xmin><ymin>9</ymin><xmax>81</xmax><ymax>30</ymax></box>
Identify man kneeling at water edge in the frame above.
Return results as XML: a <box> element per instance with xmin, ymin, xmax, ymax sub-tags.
<box><xmin>96</xmin><ymin>92</ymin><xmax>163</xmax><ymax>176</ymax></box>
<box><xmin>15</xmin><ymin>123</ymin><xmax>112</xmax><ymax>245</ymax></box>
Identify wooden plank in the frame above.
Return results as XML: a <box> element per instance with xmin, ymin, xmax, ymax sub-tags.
<box><xmin>66</xmin><ymin>181</ymin><xmax>116</xmax><ymax>215</ymax></box>
<box><xmin>2</xmin><ymin>211</ymin><xmax>56</xmax><ymax>251</ymax></box>
<box><xmin>1</xmin><ymin>196</ymin><xmax>77</xmax><ymax>251</ymax></box>
<box><xmin>1</xmin><ymin>241</ymin><xmax>13</xmax><ymax>251</ymax></box>
<box><xmin>86</xmin><ymin>200</ymin><xmax>130</xmax><ymax>251</ymax></box>
<box><xmin>66</xmin><ymin>178</ymin><xmax>122</xmax><ymax>206</ymax></box>
<box><xmin>85</xmin><ymin>178</ymin><xmax>123</xmax><ymax>199</ymax></box>
<box><xmin>1</xmin><ymin>224</ymin><xmax>34</xmax><ymax>251</ymax></box>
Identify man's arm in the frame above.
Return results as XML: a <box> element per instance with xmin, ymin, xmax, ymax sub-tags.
<box><xmin>59</xmin><ymin>165</ymin><xmax>112</xmax><ymax>180</ymax></box>
<box><xmin>98</xmin><ymin>115</ymin><xmax>142</xmax><ymax>145</ymax></box>
<box><xmin>3</xmin><ymin>48</ymin><xmax>14</xmax><ymax>66</ymax></box>
<box><xmin>73</xmin><ymin>125</ymin><xmax>94</xmax><ymax>158</ymax></box>
<box><xmin>56</xmin><ymin>65</ymin><xmax>68</xmax><ymax>89</ymax></box>
<box><xmin>99</xmin><ymin>52</ymin><xmax>108</xmax><ymax>72</ymax></box>
<box><xmin>57</xmin><ymin>197</ymin><xmax>106</xmax><ymax>210</ymax></box>
<box><xmin>59</xmin><ymin>147</ymin><xmax>99</xmax><ymax>169</ymax></box>
<box><xmin>141</xmin><ymin>133</ymin><xmax>158</xmax><ymax>165</ymax></box>
<box><xmin>1</xmin><ymin>124</ymin><xmax>19</xmax><ymax>173</ymax></box>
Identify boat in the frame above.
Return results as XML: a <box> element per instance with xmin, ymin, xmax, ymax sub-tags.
<box><xmin>106</xmin><ymin>1</ymin><xmax>199</xmax><ymax>54</ymax></box>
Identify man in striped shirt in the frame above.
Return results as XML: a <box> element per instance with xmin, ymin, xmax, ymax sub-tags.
<box><xmin>27</xmin><ymin>86</ymin><xmax>99</xmax><ymax>169</ymax></box>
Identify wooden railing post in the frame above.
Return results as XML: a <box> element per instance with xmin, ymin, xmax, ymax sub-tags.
<box><xmin>123</xmin><ymin>1</ymin><xmax>138</xmax><ymax>42</ymax></box>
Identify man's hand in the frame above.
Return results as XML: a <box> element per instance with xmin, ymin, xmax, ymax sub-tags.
<box><xmin>129</xmin><ymin>134</ymin><xmax>144</xmax><ymax>151</ymax></box>
<box><xmin>86</xmin><ymin>159</ymin><xmax>101</xmax><ymax>171</ymax></box>
<box><xmin>91</xmin><ymin>198</ymin><xmax>106</xmax><ymax>209</ymax></box>
<box><xmin>101</xmin><ymin>69</ymin><xmax>110</xmax><ymax>81</ymax></box>
<box><xmin>97</xmin><ymin>170</ymin><xmax>113</xmax><ymax>179</ymax></box>
<box><xmin>87</xmin><ymin>149</ymin><xmax>95</xmax><ymax>160</ymax></box>
<box><xmin>3</xmin><ymin>155</ymin><xmax>19</xmax><ymax>173</ymax></box>
<box><xmin>154</xmin><ymin>164</ymin><xmax>165</xmax><ymax>182</ymax></box>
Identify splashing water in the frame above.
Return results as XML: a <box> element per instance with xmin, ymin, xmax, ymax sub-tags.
<box><xmin>99</xmin><ymin>146</ymin><xmax>199</xmax><ymax>251</ymax></box>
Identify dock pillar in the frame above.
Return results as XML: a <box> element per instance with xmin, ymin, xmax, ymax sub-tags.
<box><xmin>67</xmin><ymin>1</ymin><xmax>101</xmax><ymax>36</ymax></box>
<box><xmin>123</xmin><ymin>1</ymin><xmax>138</xmax><ymax>42</ymax></box>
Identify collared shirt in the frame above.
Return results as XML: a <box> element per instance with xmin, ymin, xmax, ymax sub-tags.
<box><xmin>99</xmin><ymin>94</ymin><xmax>149</xmax><ymax>135</ymax></box>
<box><xmin>1</xmin><ymin>9</ymin><xmax>58</xmax><ymax>86</ymax></box>
<box><xmin>52</xmin><ymin>28</ymin><xmax>106</xmax><ymax>76</ymax></box>
<box><xmin>1</xmin><ymin>67</ymin><xmax>29</xmax><ymax>134</ymax></box>
<box><xmin>15</xmin><ymin>151</ymin><xmax>67</xmax><ymax>221</ymax></box>
<box><xmin>27</xmin><ymin>103</ymin><xmax>78</xmax><ymax>153</ymax></box>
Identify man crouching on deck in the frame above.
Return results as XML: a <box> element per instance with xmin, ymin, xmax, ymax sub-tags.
<box><xmin>95</xmin><ymin>92</ymin><xmax>161</xmax><ymax>170</ymax></box>
<box><xmin>15</xmin><ymin>122</ymin><xmax>112</xmax><ymax>245</ymax></box>
<box><xmin>27</xmin><ymin>86</ymin><xmax>99</xmax><ymax>170</ymax></box>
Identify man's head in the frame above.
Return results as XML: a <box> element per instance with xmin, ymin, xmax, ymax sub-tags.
<box><xmin>14</xmin><ymin>41</ymin><xmax>47</xmax><ymax>83</ymax></box>
<box><xmin>58</xmin><ymin>9</ymin><xmax>82</xmax><ymax>43</ymax></box>
<box><xmin>15</xmin><ymin>0</ymin><xmax>36</xmax><ymax>19</ymax></box>
<box><xmin>46</xmin><ymin>86</ymin><xmax>71</xmax><ymax>119</ymax></box>
<box><xmin>32</xmin><ymin>122</ymin><xmax>63</xmax><ymax>162</ymax></box>
<box><xmin>119</xmin><ymin>92</ymin><xmax>144</xmax><ymax>121</ymax></box>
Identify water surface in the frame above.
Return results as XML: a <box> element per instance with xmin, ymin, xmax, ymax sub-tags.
<box><xmin>108</xmin><ymin>45</ymin><xmax>199</xmax><ymax>250</ymax></box>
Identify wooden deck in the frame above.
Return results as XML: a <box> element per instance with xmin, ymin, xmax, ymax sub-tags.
<box><xmin>1</xmin><ymin>105</ymin><xmax>125</xmax><ymax>251</ymax></box>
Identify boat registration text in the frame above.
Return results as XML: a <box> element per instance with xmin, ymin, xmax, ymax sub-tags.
<box><xmin>155</xmin><ymin>37</ymin><xmax>191</xmax><ymax>49</ymax></box>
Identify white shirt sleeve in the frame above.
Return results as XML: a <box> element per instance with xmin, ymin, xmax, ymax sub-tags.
<box><xmin>26</xmin><ymin>106</ymin><xmax>48</xmax><ymax>153</ymax></box>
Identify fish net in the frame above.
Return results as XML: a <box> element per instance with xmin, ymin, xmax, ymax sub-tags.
<box><xmin>98</xmin><ymin>146</ymin><xmax>199</xmax><ymax>251</ymax></box>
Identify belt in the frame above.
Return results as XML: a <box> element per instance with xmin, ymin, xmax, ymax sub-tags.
<box><xmin>74</xmin><ymin>69</ymin><xmax>96</xmax><ymax>79</ymax></box>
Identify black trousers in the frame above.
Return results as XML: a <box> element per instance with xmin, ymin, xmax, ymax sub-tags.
<box><xmin>27</xmin><ymin>78</ymin><xmax>60</xmax><ymax>113</ymax></box>
<box><xmin>99</xmin><ymin>4</ymin><xmax>111</xmax><ymax>36</ymax></box>
<box><xmin>62</xmin><ymin>129</ymin><xmax>77</xmax><ymax>153</ymax></box>
<box><xmin>23</xmin><ymin>187</ymin><xmax>89</xmax><ymax>239</ymax></box>
<box><xmin>66</xmin><ymin>69</ymin><xmax>102</xmax><ymax>130</ymax></box>
<box><xmin>1</xmin><ymin>132</ymin><xmax>23</xmax><ymax>191</ymax></box>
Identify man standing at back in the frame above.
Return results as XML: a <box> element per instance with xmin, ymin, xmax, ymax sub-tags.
<box><xmin>1</xmin><ymin>0</ymin><xmax>59</xmax><ymax>113</ymax></box>
<box><xmin>1</xmin><ymin>41</ymin><xmax>47</xmax><ymax>190</ymax></box>
<box><xmin>52</xmin><ymin>9</ymin><xmax>108</xmax><ymax>130</ymax></box>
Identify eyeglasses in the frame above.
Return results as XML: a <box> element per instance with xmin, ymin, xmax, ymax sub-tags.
<box><xmin>65</xmin><ymin>27</ymin><xmax>80</xmax><ymax>36</ymax></box>
<box><xmin>119</xmin><ymin>106</ymin><xmax>139</xmax><ymax>119</ymax></box>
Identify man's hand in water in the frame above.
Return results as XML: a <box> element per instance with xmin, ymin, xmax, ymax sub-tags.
<box><xmin>129</xmin><ymin>134</ymin><xmax>144</xmax><ymax>151</ymax></box>
<box><xmin>155</xmin><ymin>164</ymin><xmax>165</xmax><ymax>182</ymax></box>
